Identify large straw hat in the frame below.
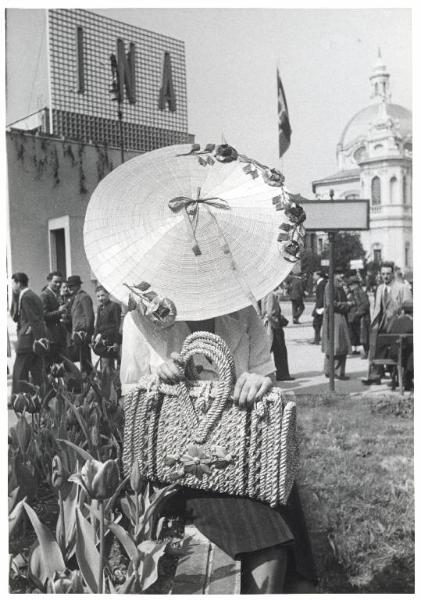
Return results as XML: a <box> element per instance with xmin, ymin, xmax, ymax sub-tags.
<box><xmin>83</xmin><ymin>142</ymin><xmax>306</xmax><ymax>321</ymax></box>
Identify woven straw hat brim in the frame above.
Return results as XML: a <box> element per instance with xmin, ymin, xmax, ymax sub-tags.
<box><xmin>84</xmin><ymin>143</ymin><xmax>300</xmax><ymax>321</ymax></box>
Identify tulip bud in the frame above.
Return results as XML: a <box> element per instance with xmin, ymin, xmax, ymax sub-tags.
<box><xmin>48</xmin><ymin>570</ymin><xmax>84</xmax><ymax>593</ymax></box>
<box><xmin>13</xmin><ymin>393</ymin><xmax>29</xmax><ymax>414</ymax></box>
<box><xmin>130</xmin><ymin>461</ymin><xmax>147</xmax><ymax>494</ymax></box>
<box><xmin>26</xmin><ymin>394</ymin><xmax>41</xmax><ymax>414</ymax></box>
<box><xmin>15</xmin><ymin>416</ymin><xmax>32</xmax><ymax>455</ymax></box>
<box><xmin>33</xmin><ymin>337</ymin><xmax>51</xmax><ymax>356</ymax></box>
<box><xmin>51</xmin><ymin>455</ymin><xmax>70</xmax><ymax>490</ymax></box>
<box><xmin>50</xmin><ymin>362</ymin><xmax>65</xmax><ymax>378</ymax></box>
<box><xmin>80</xmin><ymin>458</ymin><xmax>121</xmax><ymax>500</ymax></box>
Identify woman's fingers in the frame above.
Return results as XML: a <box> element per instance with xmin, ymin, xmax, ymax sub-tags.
<box><xmin>157</xmin><ymin>360</ymin><xmax>183</xmax><ymax>383</ymax></box>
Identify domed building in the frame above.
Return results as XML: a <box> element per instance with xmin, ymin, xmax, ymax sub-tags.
<box><xmin>312</xmin><ymin>51</ymin><xmax>412</xmax><ymax>272</ymax></box>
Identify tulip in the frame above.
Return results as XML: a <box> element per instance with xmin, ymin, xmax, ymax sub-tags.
<box><xmin>13</xmin><ymin>392</ymin><xmax>29</xmax><ymax>414</ymax></box>
<box><xmin>48</xmin><ymin>570</ymin><xmax>84</xmax><ymax>593</ymax></box>
<box><xmin>32</xmin><ymin>337</ymin><xmax>51</xmax><ymax>356</ymax></box>
<box><xmin>51</xmin><ymin>455</ymin><xmax>69</xmax><ymax>491</ymax></box>
<box><xmin>72</xmin><ymin>330</ymin><xmax>87</xmax><ymax>345</ymax></box>
<box><xmin>78</xmin><ymin>458</ymin><xmax>121</xmax><ymax>500</ymax></box>
<box><xmin>49</xmin><ymin>362</ymin><xmax>65</xmax><ymax>378</ymax></box>
<box><xmin>25</xmin><ymin>393</ymin><xmax>41</xmax><ymax>414</ymax></box>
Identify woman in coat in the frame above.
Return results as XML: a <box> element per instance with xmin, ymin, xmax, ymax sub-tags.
<box><xmin>322</xmin><ymin>272</ymin><xmax>353</xmax><ymax>379</ymax></box>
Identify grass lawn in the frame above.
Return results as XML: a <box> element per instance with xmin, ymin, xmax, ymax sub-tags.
<box><xmin>296</xmin><ymin>392</ymin><xmax>414</xmax><ymax>593</ymax></box>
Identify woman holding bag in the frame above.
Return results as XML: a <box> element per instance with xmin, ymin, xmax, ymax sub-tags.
<box><xmin>84</xmin><ymin>142</ymin><xmax>317</xmax><ymax>593</ymax></box>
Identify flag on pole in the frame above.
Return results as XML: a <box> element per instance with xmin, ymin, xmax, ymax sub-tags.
<box><xmin>277</xmin><ymin>67</ymin><xmax>292</xmax><ymax>158</ymax></box>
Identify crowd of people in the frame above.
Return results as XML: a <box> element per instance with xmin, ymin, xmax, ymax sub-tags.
<box><xmin>9</xmin><ymin>271</ymin><xmax>123</xmax><ymax>395</ymax></box>
<box><xmin>9</xmin><ymin>261</ymin><xmax>413</xmax><ymax>396</ymax></box>
<box><xmin>258</xmin><ymin>263</ymin><xmax>413</xmax><ymax>390</ymax></box>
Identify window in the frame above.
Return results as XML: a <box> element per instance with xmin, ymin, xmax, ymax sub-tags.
<box><xmin>345</xmin><ymin>194</ymin><xmax>359</xmax><ymax>200</ymax></box>
<box><xmin>48</xmin><ymin>216</ymin><xmax>71</xmax><ymax>277</ymax></box>
<box><xmin>371</xmin><ymin>176</ymin><xmax>381</xmax><ymax>206</ymax></box>
<box><xmin>390</xmin><ymin>176</ymin><xmax>398</xmax><ymax>204</ymax></box>
<box><xmin>373</xmin><ymin>248</ymin><xmax>382</xmax><ymax>263</ymax></box>
<box><xmin>402</xmin><ymin>175</ymin><xmax>407</xmax><ymax>205</ymax></box>
<box><xmin>405</xmin><ymin>243</ymin><xmax>410</xmax><ymax>268</ymax></box>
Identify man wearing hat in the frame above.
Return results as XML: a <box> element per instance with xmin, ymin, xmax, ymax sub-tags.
<box><xmin>346</xmin><ymin>276</ymin><xmax>371</xmax><ymax>358</ymax></box>
<box><xmin>67</xmin><ymin>275</ymin><xmax>95</xmax><ymax>372</ymax></box>
<box><xmin>362</xmin><ymin>261</ymin><xmax>412</xmax><ymax>385</ymax></box>
<box><xmin>311</xmin><ymin>270</ymin><xmax>328</xmax><ymax>344</ymax></box>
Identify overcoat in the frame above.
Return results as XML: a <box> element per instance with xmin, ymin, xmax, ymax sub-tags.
<box><xmin>321</xmin><ymin>284</ymin><xmax>351</xmax><ymax>357</ymax></box>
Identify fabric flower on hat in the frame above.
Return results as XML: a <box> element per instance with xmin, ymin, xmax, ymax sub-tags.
<box><xmin>262</xmin><ymin>167</ymin><xmax>285</xmax><ymax>187</ymax></box>
<box><xmin>215</xmin><ymin>144</ymin><xmax>238</xmax><ymax>163</ymax></box>
<box><xmin>124</xmin><ymin>282</ymin><xmax>177</xmax><ymax>328</ymax></box>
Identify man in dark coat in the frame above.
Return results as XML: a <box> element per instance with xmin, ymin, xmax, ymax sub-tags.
<box><xmin>40</xmin><ymin>271</ymin><xmax>67</xmax><ymax>363</ymax></box>
<box><xmin>67</xmin><ymin>275</ymin><xmax>95</xmax><ymax>373</ymax></box>
<box><xmin>93</xmin><ymin>285</ymin><xmax>122</xmax><ymax>372</ymax></box>
<box><xmin>387</xmin><ymin>300</ymin><xmax>413</xmax><ymax>391</ymax></box>
<box><xmin>346</xmin><ymin>276</ymin><xmax>371</xmax><ymax>358</ymax></box>
<box><xmin>11</xmin><ymin>272</ymin><xmax>47</xmax><ymax>393</ymax></box>
<box><xmin>288</xmin><ymin>273</ymin><xmax>306</xmax><ymax>324</ymax></box>
<box><xmin>311</xmin><ymin>271</ymin><xmax>328</xmax><ymax>344</ymax></box>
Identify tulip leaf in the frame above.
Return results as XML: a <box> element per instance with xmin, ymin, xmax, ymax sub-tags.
<box><xmin>57</xmin><ymin>438</ymin><xmax>95</xmax><ymax>463</ymax></box>
<box><xmin>61</xmin><ymin>397</ymin><xmax>96</xmax><ymax>457</ymax></box>
<box><xmin>56</xmin><ymin>482</ymin><xmax>79</xmax><ymax>559</ymax></box>
<box><xmin>118</xmin><ymin>571</ymin><xmax>142</xmax><ymax>593</ymax></box>
<box><xmin>8</xmin><ymin>487</ymin><xmax>20</xmax><ymax>513</ymax></box>
<box><xmin>137</xmin><ymin>484</ymin><xmax>178</xmax><ymax>542</ymax></box>
<box><xmin>9</xmin><ymin>496</ymin><xmax>26</xmax><ymax>536</ymax></box>
<box><xmin>75</xmin><ymin>508</ymin><xmax>101</xmax><ymax>593</ymax></box>
<box><xmin>16</xmin><ymin>416</ymin><xmax>32</xmax><ymax>456</ymax></box>
<box><xmin>23</xmin><ymin>502</ymin><xmax>65</xmax><ymax>585</ymax></box>
<box><xmin>107</xmin><ymin>521</ymin><xmax>138</xmax><ymax>560</ymax></box>
<box><xmin>137</xmin><ymin>540</ymin><xmax>168</xmax><ymax>591</ymax></box>
<box><xmin>105</xmin><ymin>474</ymin><xmax>130</xmax><ymax>514</ymax></box>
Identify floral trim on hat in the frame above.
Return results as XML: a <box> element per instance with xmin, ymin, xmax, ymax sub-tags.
<box><xmin>176</xmin><ymin>143</ymin><xmax>306</xmax><ymax>263</ymax></box>
<box><xmin>123</xmin><ymin>282</ymin><xmax>177</xmax><ymax>328</ymax></box>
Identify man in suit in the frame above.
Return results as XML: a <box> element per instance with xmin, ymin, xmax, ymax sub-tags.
<box><xmin>311</xmin><ymin>270</ymin><xmax>328</xmax><ymax>344</ymax></box>
<box><xmin>11</xmin><ymin>272</ymin><xmax>47</xmax><ymax>393</ymax></box>
<box><xmin>362</xmin><ymin>261</ymin><xmax>412</xmax><ymax>385</ymax></box>
<box><xmin>288</xmin><ymin>273</ymin><xmax>306</xmax><ymax>324</ymax></box>
<box><xmin>93</xmin><ymin>285</ymin><xmax>122</xmax><ymax>373</ymax></box>
<box><xmin>67</xmin><ymin>275</ymin><xmax>95</xmax><ymax>373</ymax></box>
<box><xmin>40</xmin><ymin>271</ymin><xmax>67</xmax><ymax>363</ymax></box>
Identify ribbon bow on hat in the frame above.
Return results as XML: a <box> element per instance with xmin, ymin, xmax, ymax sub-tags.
<box><xmin>168</xmin><ymin>187</ymin><xmax>230</xmax><ymax>256</ymax></box>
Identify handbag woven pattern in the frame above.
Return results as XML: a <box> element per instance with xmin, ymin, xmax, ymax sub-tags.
<box><xmin>122</xmin><ymin>331</ymin><xmax>298</xmax><ymax>507</ymax></box>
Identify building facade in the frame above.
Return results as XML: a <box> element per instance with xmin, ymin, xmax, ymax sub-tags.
<box><xmin>6</xmin><ymin>9</ymin><xmax>194</xmax><ymax>302</ymax></box>
<box><xmin>311</xmin><ymin>52</ymin><xmax>412</xmax><ymax>271</ymax></box>
<box><xmin>9</xmin><ymin>8</ymin><xmax>194</xmax><ymax>151</ymax></box>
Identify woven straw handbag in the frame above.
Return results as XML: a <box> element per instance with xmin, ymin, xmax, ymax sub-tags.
<box><xmin>122</xmin><ymin>331</ymin><xmax>298</xmax><ymax>507</ymax></box>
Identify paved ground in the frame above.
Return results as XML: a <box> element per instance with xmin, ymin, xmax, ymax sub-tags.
<box><xmin>7</xmin><ymin>300</ymin><xmax>398</xmax><ymax>429</ymax></box>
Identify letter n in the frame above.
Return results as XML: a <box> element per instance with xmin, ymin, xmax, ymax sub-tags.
<box><xmin>117</xmin><ymin>39</ymin><xmax>136</xmax><ymax>104</ymax></box>
<box><xmin>159</xmin><ymin>52</ymin><xmax>176</xmax><ymax>112</ymax></box>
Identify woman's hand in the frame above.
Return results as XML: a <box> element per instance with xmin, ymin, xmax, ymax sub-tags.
<box><xmin>156</xmin><ymin>352</ymin><xmax>186</xmax><ymax>384</ymax></box>
<box><xmin>233</xmin><ymin>373</ymin><xmax>273</xmax><ymax>410</ymax></box>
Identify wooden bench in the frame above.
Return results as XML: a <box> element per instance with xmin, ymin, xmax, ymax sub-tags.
<box><xmin>171</xmin><ymin>525</ymin><xmax>241</xmax><ymax>594</ymax></box>
<box><xmin>371</xmin><ymin>333</ymin><xmax>413</xmax><ymax>395</ymax></box>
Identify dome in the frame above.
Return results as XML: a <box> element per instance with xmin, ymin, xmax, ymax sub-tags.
<box><xmin>339</xmin><ymin>103</ymin><xmax>412</xmax><ymax>149</ymax></box>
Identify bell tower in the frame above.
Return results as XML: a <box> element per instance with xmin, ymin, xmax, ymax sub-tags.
<box><xmin>369</xmin><ymin>48</ymin><xmax>391</xmax><ymax>103</ymax></box>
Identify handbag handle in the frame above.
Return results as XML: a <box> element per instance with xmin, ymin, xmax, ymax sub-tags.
<box><xmin>176</xmin><ymin>331</ymin><xmax>236</xmax><ymax>444</ymax></box>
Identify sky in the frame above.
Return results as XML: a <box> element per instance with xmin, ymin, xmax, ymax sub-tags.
<box><xmin>4</xmin><ymin>6</ymin><xmax>412</xmax><ymax>198</ymax></box>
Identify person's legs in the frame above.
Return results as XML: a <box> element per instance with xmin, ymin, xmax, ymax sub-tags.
<box><xmin>296</xmin><ymin>299</ymin><xmax>305</xmax><ymax>321</ymax></box>
<box><xmin>241</xmin><ymin>545</ymin><xmax>288</xmax><ymax>594</ymax></box>
<box><xmin>28</xmin><ymin>353</ymin><xmax>43</xmax><ymax>386</ymax></box>
<box><xmin>12</xmin><ymin>353</ymin><xmax>30</xmax><ymax>394</ymax></box>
